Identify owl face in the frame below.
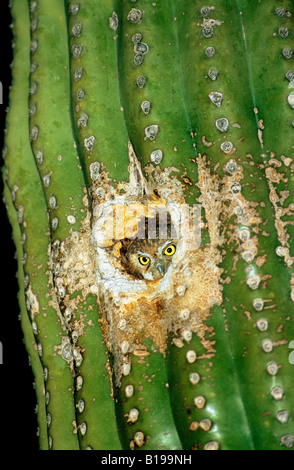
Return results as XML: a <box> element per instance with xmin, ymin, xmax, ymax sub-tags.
<box><xmin>121</xmin><ymin>238</ymin><xmax>177</xmax><ymax>281</ymax></box>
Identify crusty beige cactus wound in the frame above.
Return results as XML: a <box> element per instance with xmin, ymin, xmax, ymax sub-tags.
<box><xmin>46</xmin><ymin>142</ymin><xmax>279</xmax><ymax>389</ymax></box>
<box><xmin>50</xmin><ymin>142</ymin><xmax>271</xmax><ymax>387</ymax></box>
<box><xmin>51</xmin><ymin>144</ymin><xmax>227</xmax><ymax>385</ymax></box>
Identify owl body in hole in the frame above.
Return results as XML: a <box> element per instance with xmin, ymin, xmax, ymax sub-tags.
<box><xmin>120</xmin><ymin>237</ymin><xmax>177</xmax><ymax>281</ymax></box>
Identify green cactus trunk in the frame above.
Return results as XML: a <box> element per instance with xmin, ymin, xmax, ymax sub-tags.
<box><xmin>2</xmin><ymin>0</ymin><xmax>294</xmax><ymax>451</ymax></box>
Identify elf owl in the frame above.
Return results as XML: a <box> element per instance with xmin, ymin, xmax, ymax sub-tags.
<box><xmin>120</xmin><ymin>212</ymin><xmax>177</xmax><ymax>281</ymax></box>
<box><xmin>120</xmin><ymin>237</ymin><xmax>177</xmax><ymax>281</ymax></box>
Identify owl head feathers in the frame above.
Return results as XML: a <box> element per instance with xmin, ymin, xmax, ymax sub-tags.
<box><xmin>120</xmin><ymin>211</ymin><xmax>177</xmax><ymax>281</ymax></box>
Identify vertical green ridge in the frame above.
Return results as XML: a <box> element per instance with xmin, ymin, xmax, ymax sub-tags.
<box><xmin>162</xmin><ymin>0</ymin><xmax>294</xmax><ymax>450</ymax></box>
<box><xmin>66</xmin><ymin>0</ymin><xmax>129</xmax><ymax>184</ymax></box>
<box><xmin>71</xmin><ymin>294</ymin><xmax>123</xmax><ymax>450</ymax></box>
<box><xmin>3</xmin><ymin>180</ymin><xmax>48</xmax><ymax>450</ymax></box>
<box><xmin>115</xmin><ymin>343</ymin><xmax>182</xmax><ymax>450</ymax></box>
<box><xmin>113</xmin><ymin>0</ymin><xmax>198</xmax><ymax>197</ymax></box>
<box><xmin>29</xmin><ymin>0</ymin><xmax>87</xmax><ymax>241</ymax></box>
<box><xmin>4</xmin><ymin>0</ymin><xmax>80</xmax><ymax>450</ymax></box>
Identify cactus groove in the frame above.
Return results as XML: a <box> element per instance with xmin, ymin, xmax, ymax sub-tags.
<box><xmin>2</xmin><ymin>0</ymin><xmax>294</xmax><ymax>451</ymax></box>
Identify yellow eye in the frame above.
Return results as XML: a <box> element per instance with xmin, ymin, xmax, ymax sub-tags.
<box><xmin>139</xmin><ymin>256</ymin><xmax>150</xmax><ymax>266</ymax></box>
<box><xmin>164</xmin><ymin>244</ymin><xmax>176</xmax><ymax>256</ymax></box>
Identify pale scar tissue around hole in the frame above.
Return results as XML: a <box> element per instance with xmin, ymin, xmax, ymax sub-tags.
<box><xmin>53</xmin><ymin>143</ymin><xmax>252</xmax><ymax>385</ymax></box>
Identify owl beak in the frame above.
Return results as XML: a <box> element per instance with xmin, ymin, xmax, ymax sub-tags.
<box><xmin>156</xmin><ymin>263</ymin><xmax>165</xmax><ymax>275</ymax></box>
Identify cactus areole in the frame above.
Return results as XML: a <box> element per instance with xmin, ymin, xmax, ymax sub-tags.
<box><xmin>2</xmin><ymin>0</ymin><xmax>294</xmax><ymax>451</ymax></box>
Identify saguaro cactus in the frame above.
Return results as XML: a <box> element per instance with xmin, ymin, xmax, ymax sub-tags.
<box><xmin>3</xmin><ymin>0</ymin><xmax>294</xmax><ymax>450</ymax></box>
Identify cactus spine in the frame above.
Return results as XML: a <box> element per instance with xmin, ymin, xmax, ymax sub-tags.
<box><xmin>3</xmin><ymin>0</ymin><xmax>294</xmax><ymax>450</ymax></box>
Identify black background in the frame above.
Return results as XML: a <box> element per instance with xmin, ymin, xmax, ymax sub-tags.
<box><xmin>0</xmin><ymin>2</ymin><xmax>39</xmax><ymax>452</ymax></box>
